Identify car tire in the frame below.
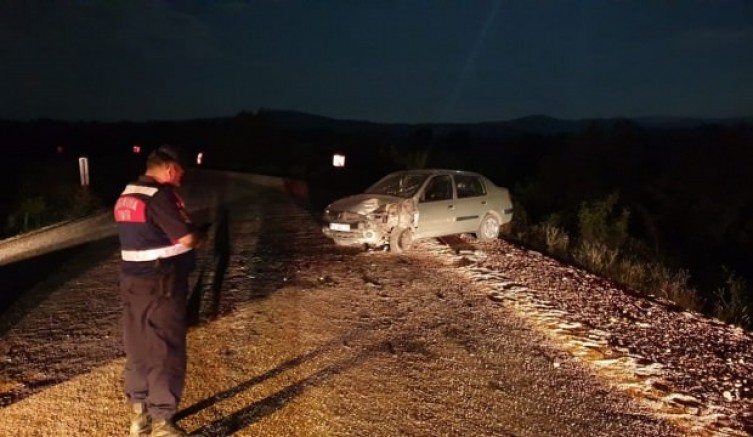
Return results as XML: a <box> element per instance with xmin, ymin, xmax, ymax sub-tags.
<box><xmin>389</xmin><ymin>227</ymin><xmax>413</xmax><ymax>253</ymax></box>
<box><xmin>476</xmin><ymin>214</ymin><xmax>500</xmax><ymax>242</ymax></box>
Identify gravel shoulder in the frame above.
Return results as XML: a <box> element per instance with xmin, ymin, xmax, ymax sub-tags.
<box><xmin>0</xmin><ymin>187</ymin><xmax>690</xmax><ymax>436</ymax></box>
<box><xmin>442</xmin><ymin>237</ymin><xmax>752</xmax><ymax>435</ymax></box>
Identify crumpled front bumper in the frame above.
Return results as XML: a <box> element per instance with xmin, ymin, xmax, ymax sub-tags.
<box><xmin>322</xmin><ymin>224</ymin><xmax>385</xmax><ymax>246</ymax></box>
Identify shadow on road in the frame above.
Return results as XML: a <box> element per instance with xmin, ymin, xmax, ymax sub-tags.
<box><xmin>186</xmin><ymin>188</ymin><xmax>324</xmax><ymax>323</ymax></box>
<box><xmin>175</xmin><ymin>343</ymin><xmax>330</xmax><ymax>422</ymax></box>
<box><xmin>192</xmin><ymin>348</ymin><xmax>378</xmax><ymax>436</ymax></box>
<box><xmin>246</xmin><ymin>196</ymin><xmax>300</xmax><ymax>301</ymax></box>
<box><xmin>183</xmin><ymin>336</ymin><xmax>398</xmax><ymax>436</ymax></box>
<box><xmin>0</xmin><ymin>237</ymin><xmax>119</xmax><ymax>335</ymax></box>
<box><xmin>187</xmin><ymin>208</ymin><xmax>230</xmax><ymax>326</ymax></box>
<box><xmin>210</xmin><ymin>208</ymin><xmax>231</xmax><ymax>318</ymax></box>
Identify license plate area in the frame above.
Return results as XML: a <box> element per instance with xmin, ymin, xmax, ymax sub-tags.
<box><xmin>329</xmin><ymin>222</ymin><xmax>351</xmax><ymax>232</ymax></box>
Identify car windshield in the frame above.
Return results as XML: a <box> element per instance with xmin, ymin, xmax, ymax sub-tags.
<box><xmin>365</xmin><ymin>174</ymin><xmax>428</xmax><ymax>198</ymax></box>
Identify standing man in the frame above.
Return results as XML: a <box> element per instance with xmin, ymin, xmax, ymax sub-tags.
<box><xmin>114</xmin><ymin>145</ymin><xmax>204</xmax><ymax>437</ymax></box>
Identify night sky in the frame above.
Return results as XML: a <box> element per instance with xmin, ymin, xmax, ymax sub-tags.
<box><xmin>2</xmin><ymin>1</ymin><xmax>752</xmax><ymax>123</ymax></box>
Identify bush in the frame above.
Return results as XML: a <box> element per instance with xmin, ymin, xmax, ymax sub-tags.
<box><xmin>5</xmin><ymin>187</ymin><xmax>103</xmax><ymax>236</ymax></box>
<box><xmin>713</xmin><ymin>269</ymin><xmax>751</xmax><ymax>327</ymax></box>
<box><xmin>509</xmin><ymin>191</ymin><xmax>706</xmax><ymax>317</ymax></box>
<box><xmin>574</xmin><ymin>240</ymin><xmax>619</xmax><ymax>274</ymax></box>
<box><xmin>70</xmin><ymin>188</ymin><xmax>103</xmax><ymax>217</ymax></box>
<box><xmin>505</xmin><ymin>203</ymin><xmax>530</xmax><ymax>241</ymax></box>
<box><xmin>543</xmin><ymin>222</ymin><xmax>570</xmax><ymax>256</ymax></box>
<box><xmin>614</xmin><ymin>257</ymin><xmax>648</xmax><ymax>288</ymax></box>
<box><xmin>577</xmin><ymin>192</ymin><xmax>630</xmax><ymax>249</ymax></box>
<box><xmin>14</xmin><ymin>196</ymin><xmax>47</xmax><ymax>232</ymax></box>
<box><xmin>645</xmin><ymin>264</ymin><xmax>701</xmax><ymax>311</ymax></box>
<box><xmin>607</xmin><ymin>256</ymin><xmax>701</xmax><ymax>310</ymax></box>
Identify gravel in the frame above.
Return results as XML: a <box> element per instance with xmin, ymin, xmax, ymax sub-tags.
<box><xmin>440</xmin><ymin>236</ymin><xmax>753</xmax><ymax>435</ymax></box>
<box><xmin>0</xmin><ymin>183</ymin><xmax>701</xmax><ymax>436</ymax></box>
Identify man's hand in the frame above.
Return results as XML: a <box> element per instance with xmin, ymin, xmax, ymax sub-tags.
<box><xmin>178</xmin><ymin>223</ymin><xmax>211</xmax><ymax>248</ymax></box>
<box><xmin>198</xmin><ymin>222</ymin><xmax>212</xmax><ymax>235</ymax></box>
<box><xmin>196</xmin><ymin>222</ymin><xmax>212</xmax><ymax>247</ymax></box>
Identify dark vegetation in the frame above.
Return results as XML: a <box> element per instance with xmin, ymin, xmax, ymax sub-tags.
<box><xmin>1</xmin><ymin>110</ymin><xmax>751</xmax><ymax>327</ymax></box>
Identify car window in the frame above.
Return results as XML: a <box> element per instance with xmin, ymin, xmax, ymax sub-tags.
<box><xmin>454</xmin><ymin>175</ymin><xmax>486</xmax><ymax>198</ymax></box>
<box><xmin>365</xmin><ymin>174</ymin><xmax>428</xmax><ymax>198</ymax></box>
<box><xmin>421</xmin><ymin>175</ymin><xmax>453</xmax><ymax>202</ymax></box>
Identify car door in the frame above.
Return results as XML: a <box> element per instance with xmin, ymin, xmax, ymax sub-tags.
<box><xmin>452</xmin><ymin>174</ymin><xmax>489</xmax><ymax>233</ymax></box>
<box><xmin>415</xmin><ymin>175</ymin><xmax>456</xmax><ymax>238</ymax></box>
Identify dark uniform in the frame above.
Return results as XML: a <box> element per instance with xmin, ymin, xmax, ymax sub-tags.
<box><xmin>114</xmin><ymin>175</ymin><xmax>196</xmax><ymax>421</ymax></box>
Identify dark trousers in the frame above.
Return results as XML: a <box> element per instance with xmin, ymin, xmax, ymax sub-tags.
<box><xmin>120</xmin><ymin>269</ymin><xmax>188</xmax><ymax>420</ymax></box>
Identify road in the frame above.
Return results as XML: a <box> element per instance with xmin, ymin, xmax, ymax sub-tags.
<box><xmin>0</xmin><ymin>173</ymin><xmax>747</xmax><ymax>436</ymax></box>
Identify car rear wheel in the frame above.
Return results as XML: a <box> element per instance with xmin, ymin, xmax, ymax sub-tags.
<box><xmin>476</xmin><ymin>214</ymin><xmax>500</xmax><ymax>241</ymax></box>
<box><xmin>389</xmin><ymin>227</ymin><xmax>413</xmax><ymax>253</ymax></box>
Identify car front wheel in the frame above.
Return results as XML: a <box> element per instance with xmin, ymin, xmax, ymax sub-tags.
<box><xmin>389</xmin><ymin>227</ymin><xmax>413</xmax><ymax>253</ymax></box>
<box><xmin>476</xmin><ymin>214</ymin><xmax>500</xmax><ymax>241</ymax></box>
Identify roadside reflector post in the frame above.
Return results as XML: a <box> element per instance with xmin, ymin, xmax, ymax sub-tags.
<box><xmin>78</xmin><ymin>156</ymin><xmax>90</xmax><ymax>186</ymax></box>
<box><xmin>333</xmin><ymin>153</ymin><xmax>345</xmax><ymax>168</ymax></box>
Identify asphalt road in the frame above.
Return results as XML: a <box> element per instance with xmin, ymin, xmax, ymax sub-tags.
<box><xmin>0</xmin><ymin>175</ymin><xmax>681</xmax><ymax>436</ymax></box>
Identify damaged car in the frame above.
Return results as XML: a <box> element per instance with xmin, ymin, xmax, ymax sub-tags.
<box><xmin>322</xmin><ymin>169</ymin><xmax>513</xmax><ymax>253</ymax></box>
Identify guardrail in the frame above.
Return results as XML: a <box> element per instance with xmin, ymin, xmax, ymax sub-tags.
<box><xmin>0</xmin><ymin>213</ymin><xmax>114</xmax><ymax>266</ymax></box>
<box><xmin>0</xmin><ymin>170</ymin><xmax>308</xmax><ymax>266</ymax></box>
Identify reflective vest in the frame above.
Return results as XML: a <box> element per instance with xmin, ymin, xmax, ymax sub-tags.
<box><xmin>114</xmin><ymin>178</ymin><xmax>194</xmax><ymax>275</ymax></box>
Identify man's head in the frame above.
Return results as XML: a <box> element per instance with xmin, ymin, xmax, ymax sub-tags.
<box><xmin>146</xmin><ymin>145</ymin><xmax>188</xmax><ymax>187</ymax></box>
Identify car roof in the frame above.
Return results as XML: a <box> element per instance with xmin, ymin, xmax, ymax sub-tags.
<box><xmin>386</xmin><ymin>169</ymin><xmax>486</xmax><ymax>178</ymax></box>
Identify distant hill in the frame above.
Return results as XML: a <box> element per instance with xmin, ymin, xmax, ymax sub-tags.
<box><xmin>3</xmin><ymin>110</ymin><xmax>751</xmax><ymax>139</ymax></box>
<box><xmin>258</xmin><ymin>109</ymin><xmax>753</xmax><ymax>138</ymax></box>
<box><xmin>633</xmin><ymin>116</ymin><xmax>753</xmax><ymax>129</ymax></box>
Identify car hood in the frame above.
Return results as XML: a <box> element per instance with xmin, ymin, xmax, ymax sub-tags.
<box><xmin>328</xmin><ymin>194</ymin><xmax>403</xmax><ymax>214</ymax></box>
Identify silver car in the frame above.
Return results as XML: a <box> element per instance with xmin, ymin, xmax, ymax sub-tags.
<box><xmin>322</xmin><ymin>169</ymin><xmax>514</xmax><ymax>252</ymax></box>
